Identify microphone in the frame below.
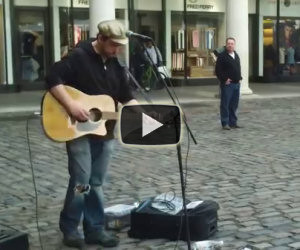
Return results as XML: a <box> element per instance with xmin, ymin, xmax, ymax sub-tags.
<box><xmin>126</xmin><ymin>31</ymin><xmax>153</xmax><ymax>41</ymax></box>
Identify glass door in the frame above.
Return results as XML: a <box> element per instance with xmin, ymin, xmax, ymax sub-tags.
<box><xmin>14</xmin><ymin>8</ymin><xmax>49</xmax><ymax>86</ymax></box>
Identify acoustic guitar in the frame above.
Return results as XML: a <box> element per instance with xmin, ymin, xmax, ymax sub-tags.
<box><xmin>42</xmin><ymin>85</ymin><xmax>118</xmax><ymax>142</ymax></box>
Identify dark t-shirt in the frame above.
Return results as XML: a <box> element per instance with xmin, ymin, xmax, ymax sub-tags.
<box><xmin>46</xmin><ymin>40</ymin><xmax>134</xmax><ymax>104</ymax></box>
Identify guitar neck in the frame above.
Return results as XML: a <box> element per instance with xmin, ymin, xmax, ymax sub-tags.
<box><xmin>102</xmin><ymin>112</ymin><xmax>118</xmax><ymax>120</ymax></box>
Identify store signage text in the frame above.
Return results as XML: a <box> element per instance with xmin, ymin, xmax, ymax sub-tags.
<box><xmin>187</xmin><ymin>4</ymin><xmax>214</xmax><ymax>10</ymax></box>
<box><xmin>76</xmin><ymin>0</ymin><xmax>89</xmax><ymax>7</ymax></box>
<box><xmin>186</xmin><ymin>0</ymin><xmax>215</xmax><ymax>11</ymax></box>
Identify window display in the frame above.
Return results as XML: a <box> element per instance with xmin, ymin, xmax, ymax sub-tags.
<box><xmin>171</xmin><ymin>12</ymin><xmax>224</xmax><ymax>78</ymax></box>
<box><xmin>129</xmin><ymin>10</ymin><xmax>164</xmax><ymax>89</ymax></box>
<box><xmin>59</xmin><ymin>7</ymin><xmax>89</xmax><ymax>57</ymax></box>
<box><xmin>16</xmin><ymin>9</ymin><xmax>47</xmax><ymax>83</ymax></box>
<box><xmin>263</xmin><ymin>18</ymin><xmax>300</xmax><ymax>77</ymax></box>
<box><xmin>59</xmin><ymin>8</ymin><xmax>124</xmax><ymax>59</ymax></box>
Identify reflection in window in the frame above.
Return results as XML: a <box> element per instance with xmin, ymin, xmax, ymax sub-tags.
<box><xmin>59</xmin><ymin>7</ymin><xmax>126</xmax><ymax>61</ymax></box>
<box><xmin>59</xmin><ymin>7</ymin><xmax>89</xmax><ymax>58</ymax></box>
<box><xmin>21</xmin><ymin>31</ymin><xmax>40</xmax><ymax>81</ymax></box>
<box><xmin>18</xmin><ymin>10</ymin><xmax>45</xmax><ymax>83</ymax></box>
<box><xmin>263</xmin><ymin>18</ymin><xmax>300</xmax><ymax>78</ymax></box>
<box><xmin>129</xmin><ymin>10</ymin><xmax>164</xmax><ymax>89</ymax></box>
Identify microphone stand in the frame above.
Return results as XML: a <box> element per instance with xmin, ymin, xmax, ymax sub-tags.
<box><xmin>124</xmin><ymin>66</ymin><xmax>153</xmax><ymax>105</ymax></box>
<box><xmin>133</xmin><ymin>37</ymin><xmax>197</xmax><ymax>250</ymax></box>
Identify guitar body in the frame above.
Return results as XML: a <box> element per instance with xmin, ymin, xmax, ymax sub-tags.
<box><xmin>42</xmin><ymin>86</ymin><xmax>117</xmax><ymax>142</ymax></box>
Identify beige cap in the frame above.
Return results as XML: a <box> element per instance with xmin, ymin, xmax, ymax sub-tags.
<box><xmin>97</xmin><ymin>20</ymin><xmax>128</xmax><ymax>45</ymax></box>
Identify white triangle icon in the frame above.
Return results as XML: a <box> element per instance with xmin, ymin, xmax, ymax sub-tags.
<box><xmin>142</xmin><ymin>113</ymin><xmax>163</xmax><ymax>137</ymax></box>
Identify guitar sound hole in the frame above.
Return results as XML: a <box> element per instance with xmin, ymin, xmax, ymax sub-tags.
<box><xmin>89</xmin><ymin>108</ymin><xmax>102</xmax><ymax>122</ymax></box>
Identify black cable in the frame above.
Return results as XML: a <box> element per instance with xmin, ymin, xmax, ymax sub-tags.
<box><xmin>184</xmin><ymin>130</ymin><xmax>191</xmax><ymax>188</ymax></box>
<box><xmin>134</xmin><ymin>38</ymin><xmax>196</xmax><ymax>145</ymax></box>
<box><xmin>153</xmin><ymin>191</ymin><xmax>177</xmax><ymax>212</ymax></box>
<box><xmin>0</xmin><ymin>223</ymin><xmax>18</xmax><ymax>232</ymax></box>
<box><xmin>139</xmin><ymin>39</ymin><xmax>197</xmax><ymax>146</ymax></box>
<box><xmin>173</xmin><ymin>130</ymin><xmax>191</xmax><ymax>250</ymax></box>
<box><xmin>26</xmin><ymin>115</ymin><xmax>44</xmax><ymax>250</ymax></box>
<box><xmin>149</xmin><ymin>44</ymin><xmax>192</xmax><ymax>192</ymax></box>
<box><xmin>146</xmin><ymin>41</ymin><xmax>192</xmax><ymax>146</ymax></box>
<box><xmin>149</xmin><ymin>41</ymin><xmax>187</xmax><ymax>110</ymax></box>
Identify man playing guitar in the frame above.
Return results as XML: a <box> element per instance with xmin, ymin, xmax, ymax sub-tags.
<box><xmin>46</xmin><ymin>20</ymin><xmax>137</xmax><ymax>248</ymax></box>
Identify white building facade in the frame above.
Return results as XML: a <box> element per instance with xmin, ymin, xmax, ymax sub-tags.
<box><xmin>0</xmin><ymin>0</ymin><xmax>299</xmax><ymax>92</ymax></box>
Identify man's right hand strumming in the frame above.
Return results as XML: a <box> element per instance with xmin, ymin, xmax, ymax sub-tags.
<box><xmin>50</xmin><ymin>84</ymin><xmax>90</xmax><ymax>122</ymax></box>
<box><xmin>67</xmin><ymin>100</ymin><xmax>90</xmax><ymax>122</ymax></box>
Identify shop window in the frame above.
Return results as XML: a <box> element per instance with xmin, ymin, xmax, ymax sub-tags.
<box><xmin>171</xmin><ymin>12</ymin><xmax>224</xmax><ymax>78</ymax></box>
<box><xmin>73</xmin><ymin>9</ymin><xmax>89</xmax><ymax>46</ymax></box>
<box><xmin>263</xmin><ymin>18</ymin><xmax>300</xmax><ymax>77</ymax></box>
<box><xmin>59</xmin><ymin>7</ymin><xmax>71</xmax><ymax>58</ymax></box>
<box><xmin>59</xmin><ymin>8</ymin><xmax>125</xmax><ymax>59</ymax></box>
<box><xmin>59</xmin><ymin>7</ymin><xmax>89</xmax><ymax>58</ymax></box>
<box><xmin>129</xmin><ymin>10</ymin><xmax>164</xmax><ymax>89</ymax></box>
<box><xmin>116</xmin><ymin>8</ymin><xmax>125</xmax><ymax>20</ymax></box>
<box><xmin>16</xmin><ymin>9</ymin><xmax>48</xmax><ymax>83</ymax></box>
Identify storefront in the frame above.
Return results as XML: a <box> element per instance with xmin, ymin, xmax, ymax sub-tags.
<box><xmin>11</xmin><ymin>0</ymin><xmax>50</xmax><ymax>90</ymax></box>
<box><xmin>169</xmin><ymin>0</ymin><xmax>225</xmax><ymax>81</ymax></box>
<box><xmin>164</xmin><ymin>0</ymin><xmax>255</xmax><ymax>89</ymax></box>
<box><xmin>1</xmin><ymin>0</ymin><xmax>297</xmax><ymax>92</ymax></box>
<box><xmin>0</xmin><ymin>0</ymin><xmax>128</xmax><ymax>91</ymax></box>
<box><xmin>128</xmin><ymin>0</ymin><xmax>228</xmax><ymax>85</ymax></box>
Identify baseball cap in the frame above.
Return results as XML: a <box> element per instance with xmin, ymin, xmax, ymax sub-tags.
<box><xmin>97</xmin><ymin>20</ymin><xmax>128</xmax><ymax>45</ymax></box>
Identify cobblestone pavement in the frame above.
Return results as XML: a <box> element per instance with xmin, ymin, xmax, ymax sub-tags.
<box><xmin>1</xmin><ymin>97</ymin><xmax>300</xmax><ymax>250</ymax></box>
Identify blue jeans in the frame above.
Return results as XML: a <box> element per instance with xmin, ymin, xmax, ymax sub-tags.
<box><xmin>59</xmin><ymin>136</ymin><xmax>114</xmax><ymax>237</ymax></box>
<box><xmin>220</xmin><ymin>83</ymin><xmax>240</xmax><ymax>127</ymax></box>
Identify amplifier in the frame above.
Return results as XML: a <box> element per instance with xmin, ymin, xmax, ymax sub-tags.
<box><xmin>0</xmin><ymin>230</ymin><xmax>29</xmax><ymax>250</ymax></box>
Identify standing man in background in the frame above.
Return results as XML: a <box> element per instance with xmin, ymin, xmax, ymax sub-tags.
<box><xmin>215</xmin><ymin>37</ymin><xmax>242</xmax><ymax>130</ymax></box>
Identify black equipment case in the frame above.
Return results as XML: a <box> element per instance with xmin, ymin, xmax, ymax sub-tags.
<box><xmin>0</xmin><ymin>230</ymin><xmax>29</xmax><ymax>250</ymax></box>
<box><xmin>128</xmin><ymin>198</ymin><xmax>219</xmax><ymax>241</ymax></box>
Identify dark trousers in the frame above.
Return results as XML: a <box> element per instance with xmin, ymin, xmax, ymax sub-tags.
<box><xmin>220</xmin><ymin>83</ymin><xmax>240</xmax><ymax>127</ymax></box>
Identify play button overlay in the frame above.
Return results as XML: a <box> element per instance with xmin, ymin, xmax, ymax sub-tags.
<box><xmin>142</xmin><ymin>113</ymin><xmax>163</xmax><ymax>137</ymax></box>
<box><xmin>120</xmin><ymin>105</ymin><xmax>181</xmax><ymax>145</ymax></box>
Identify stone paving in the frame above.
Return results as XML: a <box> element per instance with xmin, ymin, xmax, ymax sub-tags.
<box><xmin>1</xmin><ymin>97</ymin><xmax>300</xmax><ymax>250</ymax></box>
